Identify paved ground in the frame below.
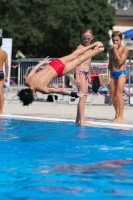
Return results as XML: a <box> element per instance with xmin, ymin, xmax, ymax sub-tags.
<box><xmin>2</xmin><ymin>91</ymin><xmax>133</xmax><ymax>129</ymax></box>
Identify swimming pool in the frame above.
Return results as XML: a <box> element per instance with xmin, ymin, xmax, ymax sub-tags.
<box><xmin>0</xmin><ymin>117</ymin><xmax>133</xmax><ymax>199</ymax></box>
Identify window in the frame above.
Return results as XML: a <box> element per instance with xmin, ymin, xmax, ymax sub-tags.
<box><xmin>110</xmin><ymin>0</ymin><xmax>132</xmax><ymax>9</ymax></box>
<box><xmin>118</xmin><ymin>0</ymin><xmax>128</xmax><ymax>9</ymax></box>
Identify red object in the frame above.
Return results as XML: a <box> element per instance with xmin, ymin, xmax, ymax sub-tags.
<box><xmin>49</xmin><ymin>59</ymin><xmax>65</xmax><ymax>77</ymax></box>
<box><xmin>10</xmin><ymin>79</ymin><xmax>17</xmax><ymax>85</ymax></box>
<box><xmin>91</xmin><ymin>72</ymin><xmax>100</xmax><ymax>82</ymax></box>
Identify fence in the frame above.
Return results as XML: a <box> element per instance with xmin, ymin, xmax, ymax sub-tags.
<box><xmin>10</xmin><ymin>58</ymin><xmax>64</xmax><ymax>87</ymax></box>
<box><xmin>10</xmin><ymin>60</ymin><xmax>110</xmax><ymax>87</ymax></box>
<box><xmin>9</xmin><ymin>57</ymin><xmax>133</xmax><ymax>105</ymax></box>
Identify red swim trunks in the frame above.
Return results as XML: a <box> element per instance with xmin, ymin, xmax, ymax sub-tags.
<box><xmin>49</xmin><ymin>59</ymin><xmax>65</xmax><ymax>77</ymax></box>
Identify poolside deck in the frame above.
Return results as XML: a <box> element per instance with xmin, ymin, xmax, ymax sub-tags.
<box><xmin>2</xmin><ymin>91</ymin><xmax>133</xmax><ymax>129</ymax></box>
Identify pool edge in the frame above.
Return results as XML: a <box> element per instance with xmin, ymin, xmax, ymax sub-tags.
<box><xmin>0</xmin><ymin>114</ymin><xmax>133</xmax><ymax>130</ymax></box>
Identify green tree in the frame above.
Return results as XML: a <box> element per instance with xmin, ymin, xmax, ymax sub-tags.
<box><xmin>0</xmin><ymin>0</ymin><xmax>115</xmax><ymax>60</ymax></box>
<box><xmin>78</xmin><ymin>0</ymin><xmax>116</xmax><ymax>60</ymax></box>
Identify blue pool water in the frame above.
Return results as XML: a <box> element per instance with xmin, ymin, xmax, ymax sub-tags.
<box><xmin>0</xmin><ymin>118</ymin><xmax>133</xmax><ymax>200</ymax></box>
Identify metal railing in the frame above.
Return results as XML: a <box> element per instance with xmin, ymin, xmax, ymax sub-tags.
<box><xmin>10</xmin><ymin>58</ymin><xmax>133</xmax><ymax>90</ymax></box>
<box><xmin>11</xmin><ymin>58</ymin><xmax>64</xmax><ymax>87</ymax></box>
<box><xmin>127</xmin><ymin>56</ymin><xmax>133</xmax><ymax>105</ymax></box>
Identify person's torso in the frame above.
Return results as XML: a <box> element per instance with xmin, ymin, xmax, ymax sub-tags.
<box><xmin>110</xmin><ymin>46</ymin><xmax>126</xmax><ymax>71</ymax></box>
<box><xmin>0</xmin><ymin>49</ymin><xmax>7</xmax><ymax>70</ymax></box>
<box><xmin>77</xmin><ymin>44</ymin><xmax>92</xmax><ymax>72</ymax></box>
<box><xmin>26</xmin><ymin>65</ymin><xmax>57</xmax><ymax>91</ymax></box>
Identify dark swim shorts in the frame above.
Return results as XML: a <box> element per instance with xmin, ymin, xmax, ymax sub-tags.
<box><xmin>0</xmin><ymin>71</ymin><xmax>4</xmax><ymax>79</ymax></box>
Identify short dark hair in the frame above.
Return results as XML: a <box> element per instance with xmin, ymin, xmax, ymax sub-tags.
<box><xmin>0</xmin><ymin>37</ymin><xmax>2</xmax><ymax>46</ymax></box>
<box><xmin>112</xmin><ymin>31</ymin><xmax>122</xmax><ymax>39</ymax></box>
<box><xmin>17</xmin><ymin>88</ymin><xmax>34</xmax><ymax>106</ymax></box>
<box><xmin>82</xmin><ymin>28</ymin><xmax>93</xmax><ymax>35</ymax></box>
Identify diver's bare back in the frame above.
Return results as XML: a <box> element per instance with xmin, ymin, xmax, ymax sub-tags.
<box><xmin>26</xmin><ymin>65</ymin><xmax>57</xmax><ymax>90</ymax></box>
<box><xmin>78</xmin><ymin>44</ymin><xmax>92</xmax><ymax>71</ymax></box>
<box><xmin>110</xmin><ymin>45</ymin><xmax>127</xmax><ymax>71</ymax></box>
<box><xmin>0</xmin><ymin>49</ymin><xmax>7</xmax><ymax>70</ymax></box>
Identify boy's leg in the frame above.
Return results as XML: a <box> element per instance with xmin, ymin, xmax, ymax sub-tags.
<box><xmin>60</xmin><ymin>42</ymin><xmax>103</xmax><ymax>65</ymax></box>
<box><xmin>75</xmin><ymin>74</ymin><xmax>90</xmax><ymax>125</ymax></box>
<box><xmin>114</xmin><ymin>75</ymin><xmax>126</xmax><ymax>122</ymax></box>
<box><xmin>110</xmin><ymin>77</ymin><xmax>119</xmax><ymax>119</ymax></box>
<box><xmin>46</xmin><ymin>87</ymin><xmax>86</xmax><ymax>98</ymax></box>
<box><xmin>0</xmin><ymin>80</ymin><xmax>4</xmax><ymax>114</ymax></box>
<box><xmin>75</xmin><ymin>101</ymin><xmax>80</xmax><ymax>124</ymax></box>
<box><xmin>59</xmin><ymin>45</ymin><xmax>94</xmax><ymax>64</ymax></box>
<box><xmin>77</xmin><ymin>96</ymin><xmax>88</xmax><ymax>125</ymax></box>
<box><xmin>62</xmin><ymin>47</ymin><xmax>104</xmax><ymax>75</ymax></box>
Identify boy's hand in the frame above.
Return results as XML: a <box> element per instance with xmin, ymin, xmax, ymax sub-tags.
<box><xmin>77</xmin><ymin>91</ymin><xmax>88</xmax><ymax>98</ymax></box>
<box><xmin>76</xmin><ymin>78</ymin><xmax>80</xmax><ymax>87</ymax></box>
<box><xmin>43</xmin><ymin>56</ymin><xmax>51</xmax><ymax>64</ymax></box>
<box><xmin>94</xmin><ymin>41</ymin><xmax>104</xmax><ymax>48</ymax></box>
<box><xmin>4</xmin><ymin>77</ymin><xmax>8</xmax><ymax>83</ymax></box>
<box><xmin>108</xmin><ymin>77</ymin><xmax>111</xmax><ymax>85</ymax></box>
<box><xmin>113</xmin><ymin>44</ymin><xmax>118</xmax><ymax>50</ymax></box>
<box><xmin>41</xmin><ymin>56</ymin><xmax>50</xmax><ymax>65</ymax></box>
<box><xmin>88</xmin><ymin>74</ymin><xmax>91</xmax><ymax>83</ymax></box>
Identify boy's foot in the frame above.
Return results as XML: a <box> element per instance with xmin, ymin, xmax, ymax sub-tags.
<box><xmin>75</xmin><ymin>121</ymin><xmax>80</xmax><ymax>125</ymax></box>
<box><xmin>80</xmin><ymin>121</ymin><xmax>92</xmax><ymax>126</ymax></box>
<box><xmin>113</xmin><ymin>117</ymin><xmax>124</xmax><ymax>123</ymax></box>
<box><xmin>94</xmin><ymin>41</ymin><xmax>103</xmax><ymax>48</ymax></box>
<box><xmin>113</xmin><ymin>112</ymin><xmax>119</xmax><ymax>120</ymax></box>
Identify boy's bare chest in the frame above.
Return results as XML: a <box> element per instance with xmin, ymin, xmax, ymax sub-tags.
<box><xmin>112</xmin><ymin>49</ymin><xmax>122</xmax><ymax>60</ymax></box>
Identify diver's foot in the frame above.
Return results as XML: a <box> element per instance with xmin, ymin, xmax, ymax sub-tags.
<box><xmin>0</xmin><ymin>111</ymin><xmax>4</xmax><ymax>115</ymax></box>
<box><xmin>98</xmin><ymin>46</ymin><xmax>104</xmax><ymax>53</ymax></box>
<box><xmin>94</xmin><ymin>46</ymin><xmax>104</xmax><ymax>54</ymax></box>
<box><xmin>113</xmin><ymin>117</ymin><xmax>124</xmax><ymax>123</ymax></box>
<box><xmin>94</xmin><ymin>41</ymin><xmax>103</xmax><ymax>48</ymax></box>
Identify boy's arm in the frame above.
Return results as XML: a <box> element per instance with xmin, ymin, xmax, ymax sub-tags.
<box><xmin>75</xmin><ymin>66</ymin><xmax>80</xmax><ymax>86</ymax></box>
<box><xmin>108</xmin><ymin>50</ymin><xmax>112</xmax><ymax>84</ymax></box>
<box><xmin>75</xmin><ymin>45</ymin><xmax>81</xmax><ymax>87</ymax></box>
<box><xmin>108</xmin><ymin>68</ymin><xmax>111</xmax><ymax>85</ymax></box>
<box><xmin>5</xmin><ymin>53</ymin><xmax>8</xmax><ymax>82</ymax></box>
<box><xmin>88</xmin><ymin>65</ymin><xmax>91</xmax><ymax>83</ymax></box>
<box><xmin>38</xmin><ymin>87</ymin><xmax>86</xmax><ymax>98</ymax></box>
<box><xmin>27</xmin><ymin>56</ymin><xmax>50</xmax><ymax>78</ymax></box>
<box><xmin>113</xmin><ymin>45</ymin><xmax>129</xmax><ymax>66</ymax></box>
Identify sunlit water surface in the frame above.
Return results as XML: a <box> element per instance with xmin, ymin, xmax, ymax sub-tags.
<box><xmin>0</xmin><ymin>118</ymin><xmax>133</xmax><ymax>200</ymax></box>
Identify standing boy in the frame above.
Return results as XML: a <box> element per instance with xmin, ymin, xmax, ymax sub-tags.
<box><xmin>108</xmin><ymin>31</ymin><xmax>129</xmax><ymax>122</ymax></box>
<box><xmin>0</xmin><ymin>37</ymin><xmax>8</xmax><ymax>114</ymax></box>
<box><xmin>75</xmin><ymin>28</ymin><xmax>95</xmax><ymax>126</ymax></box>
